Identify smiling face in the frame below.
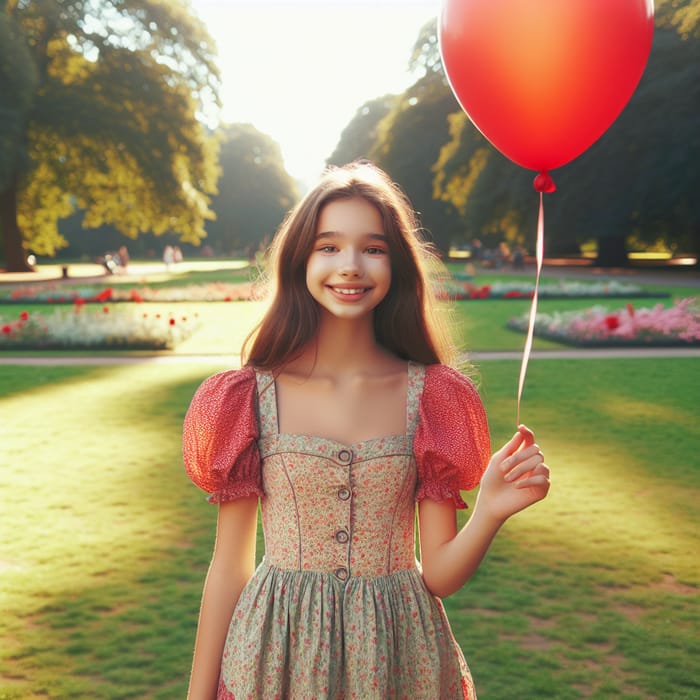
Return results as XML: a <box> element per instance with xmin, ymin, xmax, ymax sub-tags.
<box><xmin>305</xmin><ymin>197</ymin><xmax>392</xmax><ymax>323</ymax></box>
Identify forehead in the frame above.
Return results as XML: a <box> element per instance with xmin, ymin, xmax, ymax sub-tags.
<box><xmin>316</xmin><ymin>197</ymin><xmax>384</xmax><ymax>235</ymax></box>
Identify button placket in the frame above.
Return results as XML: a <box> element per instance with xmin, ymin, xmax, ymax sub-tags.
<box><xmin>334</xmin><ymin>449</ymin><xmax>353</xmax><ymax>581</ymax></box>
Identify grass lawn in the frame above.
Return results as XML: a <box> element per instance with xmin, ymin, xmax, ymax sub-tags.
<box><xmin>1</xmin><ymin>357</ymin><xmax>698</xmax><ymax>699</ymax></box>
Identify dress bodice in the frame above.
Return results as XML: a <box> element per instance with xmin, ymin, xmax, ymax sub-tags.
<box><xmin>254</xmin><ymin>365</ymin><xmax>425</xmax><ymax>580</ymax></box>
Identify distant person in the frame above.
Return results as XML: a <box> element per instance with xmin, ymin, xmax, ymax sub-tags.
<box><xmin>163</xmin><ymin>245</ymin><xmax>175</xmax><ymax>272</ymax></box>
<box><xmin>182</xmin><ymin>161</ymin><xmax>551</xmax><ymax>699</ymax></box>
<box><xmin>173</xmin><ymin>246</ymin><xmax>183</xmax><ymax>264</ymax></box>
<box><xmin>512</xmin><ymin>245</ymin><xmax>525</xmax><ymax>270</ymax></box>
<box><xmin>470</xmin><ymin>238</ymin><xmax>483</xmax><ymax>263</ymax></box>
<box><xmin>118</xmin><ymin>245</ymin><xmax>130</xmax><ymax>271</ymax></box>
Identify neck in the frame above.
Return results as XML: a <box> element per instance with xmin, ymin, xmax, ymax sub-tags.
<box><xmin>292</xmin><ymin>313</ymin><xmax>387</xmax><ymax>376</ymax></box>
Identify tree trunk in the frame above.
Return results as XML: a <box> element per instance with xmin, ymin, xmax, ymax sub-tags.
<box><xmin>0</xmin><ymin>177</ymin><xmax>33</xmax><ymax>272</ymax></box>
<box><xmin>595</xmin><ymin>233</ymin><xmax>629</xmax><ymax>268</ymax></box>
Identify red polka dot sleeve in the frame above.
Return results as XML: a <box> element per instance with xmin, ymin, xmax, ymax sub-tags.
<box><xmin>414</xmin><ymin>364</ymin><xmax>491</xmax><ymax>509</ymax></box>
<box><xmin>182</xmin><ymin>367</ymin><xmax>263</xmax><ymax>504</ymax></box>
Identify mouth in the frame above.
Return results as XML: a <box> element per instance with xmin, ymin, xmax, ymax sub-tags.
<box><xmin>329</xmin><ymin>286</ymin><xmax>371</xmax><ymax>296</ymax></box>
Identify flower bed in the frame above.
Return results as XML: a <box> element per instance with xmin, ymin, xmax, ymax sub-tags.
<box><xmin>0</xmin><ymin>306</ymin><xmax>200</xmax><ymax>350</ymax></box>
<box><xmin>1</xmin><ymin>282</ymin><xmax>255</xmax><ymax>304</ymax></box>
<box><xmin>507</xmin><ymin>298</ymin><xmax>700</xmax><ymax>347</ymax></box>
<box><xmin>435</xmin><ymin>278</ymin><xmax>668</xmax><ymax>301</ymax></box>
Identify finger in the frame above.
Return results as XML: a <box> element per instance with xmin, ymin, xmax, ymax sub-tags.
<box><xmin>503</xmin><ymin>450</ymin><xmax>545</xmax><ymax>481</ymax></box>
<box><xmin>517</xmin><ymin>424</ymin><xmax>535</xmax><ymax>447</ymax></box>
<box><xmin>502</xmin><ymin>444</ymin><xmax>542</xmax><ymax>474</ymax></box>
<box><xmin>514</xmin><ymin>463</ymin><xmax>550</xmax><ymax>491</ymax></box>
<box><xmin>493</xmin><ymin>429</ymin><xmax>526</xmax><ymax>462</ymax></box>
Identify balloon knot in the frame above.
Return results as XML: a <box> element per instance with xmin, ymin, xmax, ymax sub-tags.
<box><xmin>533</xmin><ymin>172</ymin><xmax>556</xmax><ymax>193</ymax></box>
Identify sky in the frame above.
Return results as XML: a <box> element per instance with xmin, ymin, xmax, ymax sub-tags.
<box><xmin>189</xmin><ymin>0</ymin><xmax>440</xmax><ymax>189</ymax></box>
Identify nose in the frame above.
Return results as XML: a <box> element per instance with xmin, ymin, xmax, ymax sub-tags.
<box><xmin>338</xmin><ymin>249</ymin><xmax>361</xmax><ymax>277</ymax></box>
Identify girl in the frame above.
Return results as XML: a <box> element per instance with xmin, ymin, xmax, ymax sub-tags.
<box><xmin>183</xmin><ymin>161</ymin><xmax>550</xmax><ymax>699</ymax></box>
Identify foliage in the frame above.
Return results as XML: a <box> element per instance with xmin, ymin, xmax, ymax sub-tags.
<box><xmin>0</xmin><ymin>0</ymin><xmax>221</xmax><ymax>269</ymax></box>
<box><xmin>327</xmin><ymin>94</ymin><xmax>397</xmax><ymax>168</ymax></box>
<box><xmin>0</xmin><ymin>304</ymin><xmax>200</xmax><ymax>349</ymax></box>
<box><xmin>369</xmin><ymin>69</ymin><xmax>462</xmax><ymax>254</ymax></box>
<box><xmin>204</xmin><ymin>123</ymin><xmax>298</xmax><ymax>256</ymax></box>
<box><xmin>657</xmin><ymin>0</ymin><xmax>700</xmax><ymax>38</ymax></box>
<box><xmin>507</xmin><ymin>297</ymin><xmax>700</xmax><ymax>346</ymax></box>
<box><xmin>0</xmin><ymin>12</ymin><xmax>38</xmax><ymax>190</ymax></box>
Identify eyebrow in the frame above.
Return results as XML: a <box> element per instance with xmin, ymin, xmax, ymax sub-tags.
<box><xmin>316</xmin><ymin>231</ymin><xmax>388</xmax><ymax>241</ymax></box>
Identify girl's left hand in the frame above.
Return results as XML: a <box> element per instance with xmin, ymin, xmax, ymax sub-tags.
<box><xmin>475</xmin><ymin>425</ymin><xmax>550</xmax><ymax>524</ymax></box>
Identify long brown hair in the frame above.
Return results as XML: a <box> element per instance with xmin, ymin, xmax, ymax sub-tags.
<box><xmin>242</xmin><ymin>161</ymin><xmax>458</xmax><ymax>369</ymax></box>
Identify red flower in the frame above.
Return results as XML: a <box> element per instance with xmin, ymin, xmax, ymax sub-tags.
<box><xmin>503</xmin><ymin>290</ymin><xmax>524</xmax><ymax>298</ymax></box>
<box><xmin>224</xmin><ymin>295</ymin><xmax>232</xmax><ymax>302</ymax></box>
<box><xmin>2</xmin><ymin>324</ymin><xmax>12</xmax><ymax>334</ymax></box>
<box><xmin>129</xmin><ymin>289</ymin><xmax>143</xmax><ymax>303</ymax></box>
<box><xmin>74</xmin><ymin>297</ymin><xmax>86</xmax><ymax>307</ymax></box>
<box><xmin>20</xmin><ymin>310</ymin><xmax>29</xmax><ymax>321</ymax></box>
<box><xmin>169</xmin><ymin>318</ymin><xmax>176</xmax><ymax>326</ymax></box>
<box><xmin>604</xmin><ymin>315</ymin><xmax>620</xmax><ymax>330</ymax></box>
<box><xmin>96</xmin><ymin>288</ymin><xmax>113</xmax><ymax>302</ymax></box>
<box><xmin>103</xmin><ymin>306</ymin><xmax>110</xmax><ymax>313</ymax></box>
<box><xmin>626</xmin><ymin>303</ymin><xmax>635</xmax><ymax>317</ymax></box>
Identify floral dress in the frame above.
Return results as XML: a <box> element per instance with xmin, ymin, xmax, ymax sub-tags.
<box><xmin>183</xmin><ymin>362</ymin><xmax>491</xmax><ymax>700</ymax></box>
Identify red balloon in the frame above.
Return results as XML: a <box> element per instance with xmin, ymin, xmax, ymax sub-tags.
<box><xmin>439</xmin><ymin>0</ymin><xmax>655</xmax><ymax>174</ymax></box>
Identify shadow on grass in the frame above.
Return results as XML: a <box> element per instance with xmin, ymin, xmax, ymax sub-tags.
<box><xmin>465</xmin><ymin>357</ymin><xmax>700</xmax><ymax>699</ymax></box>
<box><xmin>0</xmin><ymin>364</ymin><xmax>228</xmax><ymax>699</ymax></box>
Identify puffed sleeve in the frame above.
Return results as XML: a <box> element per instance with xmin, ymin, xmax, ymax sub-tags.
<box><xmin>414</xmin><ymin>364</ymin><xmax>491</xmax><ymax>509</ymax></box>
<box><xmin>182</xmin><ymin>367</ymin><xmax>263</xmax><ymax>504</ymax></box>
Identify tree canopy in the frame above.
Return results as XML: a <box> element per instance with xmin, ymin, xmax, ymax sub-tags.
<box><xmin>204</xmin><ymin>123</ymin><xmax>298</xmax><ymax>256</ymax></box>
<box><xmin>0</xmin><ymin>0</ymin><xmax>221</xmax><ymax>271</ymax></box>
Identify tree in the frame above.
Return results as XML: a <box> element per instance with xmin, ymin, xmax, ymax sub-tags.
<box><xmin>327</xmin><ymin>94</ymin><xmax>396</xmax><ymax>168</ymax></box>
<box><xmin>205</xmin><ymin>123</ymin><xmax>298</xmax><ymax>256</ymax></box>
<box><xmin>367</xmin><ymin>20</ymin><xmax>463</xmax><ymax>254</ymax></box>
<box><xmin>0</xmin><ymin>0</ymin><xmax>220</xmax><ymax>271</ymax></box>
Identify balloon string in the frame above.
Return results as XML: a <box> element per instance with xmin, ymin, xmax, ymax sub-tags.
<box><xmin>516</xmin><ymin>192</ymin><xmax>545</xmax><ymax>426</ymax></box>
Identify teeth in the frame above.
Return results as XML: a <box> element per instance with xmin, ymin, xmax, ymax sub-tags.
<box><xmin>333</xmin><ymin>287</ymin><xmax>366</xmax><ymax>295</ymax></box>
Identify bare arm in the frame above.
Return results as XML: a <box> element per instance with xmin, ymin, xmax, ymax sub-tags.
<box><xmin>419</xmin><ymin>426</ymin><xmax>550</xmax><ymax>598</ymax></box>
<box><xmin>187</xmin><ymin>495</ymin><xmax>259</xmax><ymax>700</ymax></box>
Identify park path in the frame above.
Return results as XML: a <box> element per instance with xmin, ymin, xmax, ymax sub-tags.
<box><xmin>1</xmin><ymin>347</ymin><xmax>698</xmax><ymax>366</ymax></box>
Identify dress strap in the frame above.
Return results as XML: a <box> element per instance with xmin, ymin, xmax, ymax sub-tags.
<box><xmin>254</xmin><ymin>370</ymin><xmax>278</xmax><ymax>438</ymax></box>
<box><xmin>406</xmin><ymin>362</ymin><xmax>426</xmax><ymax>438</ymax></box>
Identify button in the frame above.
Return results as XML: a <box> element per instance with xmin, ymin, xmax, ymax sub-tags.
<box><xmin>337</xmin><ymin>487</ymin><xmax>351</xmax><ymax>501</ymax></box>
<box><xmin>335</xmin><ymin>567</ymin><xmax>348</xmax><ymax>581</ymax></box>
<box><xmin>337</xmin><ymin>449</ymin><xmax>352</xmax><ymax>463</ymax></box>
<box><xmin>335</xmin><ymin>530</ymin><xmax>349</xmax><ymax>544</ymax></box>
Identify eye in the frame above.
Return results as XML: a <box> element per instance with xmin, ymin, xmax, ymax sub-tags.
<box><xmin>365</xmin><ymin>246</ymin><xmax>387</xmax><ymax>255</ymax></box>
<box><xmin>317</xmin><ymin>245</ymin><xmax>337</xmax><ymax>253</ymax></box>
